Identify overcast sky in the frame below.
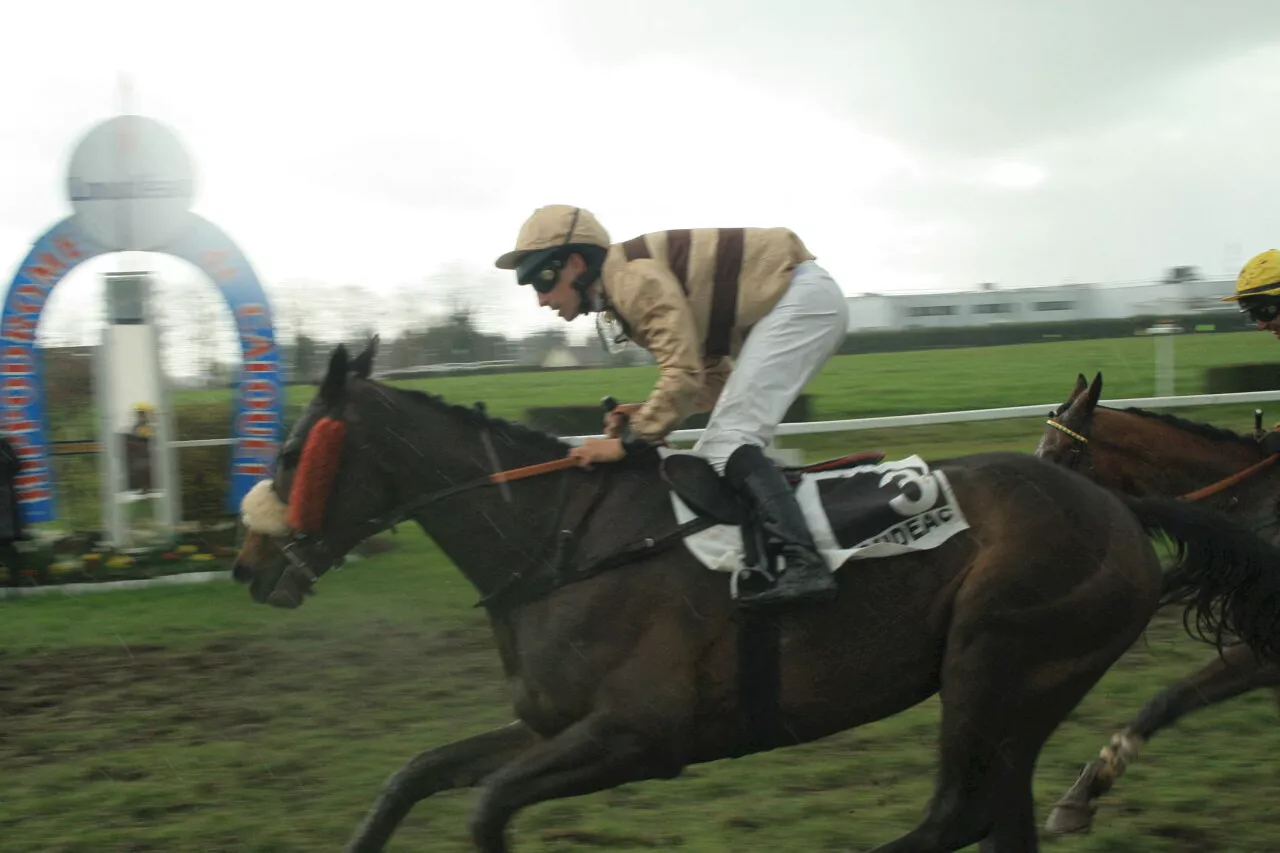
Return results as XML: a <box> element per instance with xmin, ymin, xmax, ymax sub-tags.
<box><xmin>3</xmin><ymin>0</ymin><xmax>1279</xmax><ymax>353</ymax></box>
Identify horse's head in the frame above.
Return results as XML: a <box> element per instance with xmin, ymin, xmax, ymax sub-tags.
<box><xmin>1037</xmin><ymin>370</ymin><xmax>1272</xmax><ymax>504</ymax></box>
<box><xmin>233</xmin><ymin>336</ymin><xmax>402</xmax><ymax>608</ymax></box>
<box><xmin>1036</xmin><ymin>371</ymin><xmax>1103</xmax><ymax>479</ymax></box>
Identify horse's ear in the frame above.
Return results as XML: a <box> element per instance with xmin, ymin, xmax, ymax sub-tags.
<box><xmin>1062</xmin><ymin>372</ymin><xmax>1088</xmax><ymax>406</ymax></box>
<box><xmin>351</xmin><ymin>334</ymin><xmax>380</xmax><ymax>380</ymax></box>
<box><xmin>1072</xmin><ymin>373</ymin><xmax>1088</xmax><ymax>397</ymax></box>
<box><xmin>321</xmin><ymin>344</ymin><xmax>349</xmax><ymax>407</ymax></box>
<box><xmin>1086</xmin><ymin>372</ymin><xmax>1103</xmax><ymax>409</ymax></box>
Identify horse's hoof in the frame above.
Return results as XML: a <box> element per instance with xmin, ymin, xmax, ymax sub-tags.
<box><xmin>1044</xmin><ymin>801</ymin><xmax>1095</xmax><ymax>835</ymax></box>
<box><xmin>266</xmin><ymin>587</ymin><xmax>305</xmax><ymax>609</ymax></box>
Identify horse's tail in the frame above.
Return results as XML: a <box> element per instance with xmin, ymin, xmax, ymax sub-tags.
<box><xmin>1120</xmin><ymin>493</ymin><xmax>1280</xmax><ymax>661</ymax></box>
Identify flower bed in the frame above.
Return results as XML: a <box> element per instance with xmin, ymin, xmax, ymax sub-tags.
<box><xmin>0</xmin><ymin>523</ymin><xmax>240</xmax><ymax>587</ymax></box>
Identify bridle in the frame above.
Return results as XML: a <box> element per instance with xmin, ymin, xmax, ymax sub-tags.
<box><xmin>1044</xmin><ymin>415</ymin><xmax>1092</xmax><ymax>474</ymax></box>
<box><xmin>1045</xmin><ymin>414</ymin><xmax>1280</xmax><ymax>503</ymax></box>
<box><xmin>269</xmin><ymin>438</ymin><xmax>585</xmax><ymax>604</ymax></box>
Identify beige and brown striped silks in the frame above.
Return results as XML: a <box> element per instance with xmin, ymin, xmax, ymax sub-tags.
<box><xmin>600</xmin><ymin>227</ymin><xmax>815</xmax><ymax>441</ymax></box>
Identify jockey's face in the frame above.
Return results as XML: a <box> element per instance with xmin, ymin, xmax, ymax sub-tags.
<box><xmin>1243</xmin><ymin>298</ymin><xmax>1280</xmax><ymax>339</ymax></box>
<box><xmin>536</xmin><ymin>253</ymin><xmax>588</xmax><ymax>322</ymax></box>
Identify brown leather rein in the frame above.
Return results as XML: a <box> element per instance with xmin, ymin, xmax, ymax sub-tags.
<box><xmin>1046</xmin><ymin>418</ymin><xmax>1280</xmax><ymax>502</ymax></box>
<box><xmin>1178</xmin><ymin>454</ymin><xmax>1280</xmax><ymax>502</ymax></box>
<box><xmin>489</xmin><ymin>457</ymin><xmax>581</xmax><ymax>483</ymax></box>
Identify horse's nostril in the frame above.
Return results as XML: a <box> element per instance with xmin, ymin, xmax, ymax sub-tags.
<box><xmin>231</xmin><ymin>562</ymin><xmax>252</xmax><ymax>583</ymax></box>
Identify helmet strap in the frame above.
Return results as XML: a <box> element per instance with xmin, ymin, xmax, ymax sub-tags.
<box><xmin>571</xmin><ymin>265</ymin><xmax>604</xmax><ymax>314</ymax></box>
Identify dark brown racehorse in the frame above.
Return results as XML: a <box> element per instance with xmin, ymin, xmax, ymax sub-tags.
<box><xmin>1035</xmin><ymin>371</ymin><xmax>1280</xmax><ymax>834</ymax></box>
<box><xmin>233</xmin><ymin>342</ymin><xmax>1280</xmax><ymax>853</ymax></box>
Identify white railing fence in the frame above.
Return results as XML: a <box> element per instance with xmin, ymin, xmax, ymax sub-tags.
<box><xmin>169</xmin><ymin>389</ymin><xmax>1280</xmax><ymax>450</ymax></box>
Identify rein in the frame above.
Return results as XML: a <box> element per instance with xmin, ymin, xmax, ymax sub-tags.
<box><xmin>1178</xmin><ymin>454</ymin><xmax>1280</xmax><ymax>502</ymax></box>
<box><xmin>367</xmin><ymin>456</ymin><xmax>582</xmax><ymax>529</ymax></box>
<box><xmin>281</xmin><ymin>450</ymin><xmax>713</xmax><ymax>611</ymax></box>
<box><xmin>1046</xmin><ymin>417</ymin><xmax>1280</xmax><ymax>502</ymax></box>
<box><xmin>276</xmin><ymin>456</ymin><xmax>583</xmax><ymax>590</ymax></box>
<box><xmin>375</xmin><ymin>453</ymin><xmax>714</xmax><ymax>611</ymax></box>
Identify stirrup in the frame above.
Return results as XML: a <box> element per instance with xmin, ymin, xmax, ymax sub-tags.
<box><xmin>729</xmin><ymin>563</ymin><xmax>777</xmax><ymax>602</ymax></box>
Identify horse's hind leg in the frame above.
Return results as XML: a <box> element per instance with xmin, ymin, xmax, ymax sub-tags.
<box><xmin>869</xmin><ymin>577</ymin><xmax>1152</xmax><ymax>851</ymax></box>
<box><xmin>866</xmin><ymin>674</ymin><xmax>1088</xmax><ymax>853</ymax></box>
<box><xmin>344</xmin><ymin>721</ymin><xmax>539</xmax><ymax>853</ymax></box>
<box><xmin>1046</xmin><ymin>645</ymin><xmax>1280</xmax><ymax>835</ymax></box>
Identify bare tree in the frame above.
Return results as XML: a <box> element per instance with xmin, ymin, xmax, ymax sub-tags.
<box><xmin>419</xmin><ymin>262</ymin><xmax>527</xmax><ymax>337</ymax></box>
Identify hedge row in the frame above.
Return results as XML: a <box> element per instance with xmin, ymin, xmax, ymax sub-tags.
<box><xmin>1203</xmin><ymin>364</ymin><xmax>1279</xmax><ymax>394</ymax></box>
<box><xmin>172</xmin><ymin>402</ymin><xmax>279</xmax><ymax>522</ymax></box>
<box><xmin>42</xmin><ymin>401</ymin><xmax>303</xmax><ymax>529</ymax></box>
<box><xmin>837</xmin><ymin>313</ymin><xmax>1244</xmax><ymax>355</ymax></box>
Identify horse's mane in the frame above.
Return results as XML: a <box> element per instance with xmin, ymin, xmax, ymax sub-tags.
<box><xmin>1112</xmin><ymin>406</ymin><xmax>1253</xmax><ymax>446</ymax></box>
<box><xmin>377</xmin><ymin>381</ymin><xmax>571</xmax><ymax>456</ymax></box>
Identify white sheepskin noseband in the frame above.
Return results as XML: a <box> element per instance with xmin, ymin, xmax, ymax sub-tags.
<box><xmin>241</xmin><ymin>479</ymin><xmax>290</xmax><ymax>537</ymax></box>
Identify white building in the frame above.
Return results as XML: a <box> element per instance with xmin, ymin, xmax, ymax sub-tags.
<box><xmin>846</xmin><ymin>274</ymin><xmax>1245</xmax><ymax>332</ymax></box>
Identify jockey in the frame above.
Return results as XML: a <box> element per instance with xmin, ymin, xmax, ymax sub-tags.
<box><xmin>495</xmin><ymin>205</ymin><xmax>849</xmax><ymax>608</ymax></box>
<box><xmin>1223</xmin><ymin>249</ymin><xmax>1280</xmax><ymax>456</ymax></box>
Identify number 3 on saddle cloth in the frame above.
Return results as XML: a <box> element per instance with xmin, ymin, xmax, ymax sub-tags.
<box><xmin>659</xmin><ymin>449</ymin><xmax>973</xmax><ymax>597</ymax></box>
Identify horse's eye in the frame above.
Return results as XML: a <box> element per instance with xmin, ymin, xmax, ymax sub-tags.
<box><xmin>278</xmin><ymin>447</ymin><xmax>302</xmax><ymax>469</ymax></box>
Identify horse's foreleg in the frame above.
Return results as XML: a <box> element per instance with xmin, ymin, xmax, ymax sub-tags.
<box><xmin>344</xmin><ymin>721</ymin><xmax>539</xmax><ymax>853</ymax></box>
<box><xmin>468</xmin><ymin>714</ymin><xmax>684</xmax><ymax>853</ymax></box>
<box><xmin>1046</xmin><ymin>645</ymin><xmax>1280</xmax><ymax>835</ymax></box>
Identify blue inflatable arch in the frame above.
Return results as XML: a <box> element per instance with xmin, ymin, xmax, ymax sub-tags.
<box><xmin>0</xmin><ymin>214</ymin><xmax>283</xmax><ymax>523</ymax></box>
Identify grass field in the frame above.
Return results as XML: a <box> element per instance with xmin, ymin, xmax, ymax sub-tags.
<box><xmin>4</xmin><ymin>533</ymin><xmax>1280</xmax><ymax>852</ymax></box>
<box><xmin>5</xmin><ymin>330</ymin><xmax>1280</xmax><ymax>851</ymax></box>
<box><xmin>375</xmin><ymin>328</ymin><xmax>1269</xmax><ymax>423</ymax></box>
<box><xmin>366</xmin><ymin>329</ymin><xmax>1278</xmax><ymax>468</ymax></box>
<box><xmin>164</xmin><ymin>326</ymin><xmax>1272</xmax><ymax>422</ymax></box>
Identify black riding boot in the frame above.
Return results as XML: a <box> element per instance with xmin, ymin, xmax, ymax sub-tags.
<box><xmin>724</xmin><ymin>444</ymin><xmax>837</xmax><ymax>608</ymax></box>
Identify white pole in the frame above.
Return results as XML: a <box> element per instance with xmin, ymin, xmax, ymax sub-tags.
<box><xmin>103</xmin><ymin>74</ymin><xmax>133</xmax><ymax>548</ymax></box>
<box><xmin>1155</xmin><ymin>330</ymin><xmax>1175</xmax><ymax>398</ymax></box>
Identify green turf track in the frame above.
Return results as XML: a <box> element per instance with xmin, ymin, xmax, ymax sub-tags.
<box><xmin>4</xmin><ymin>330</ymin><xmax>1279</xmax><ymax>851</ymax></box>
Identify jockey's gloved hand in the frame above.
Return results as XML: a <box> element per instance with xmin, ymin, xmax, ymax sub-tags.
<box><xmin>1260</xmin><ymin>430</ymin><xmax>1280</xmax><ymax>457</ymax></box>
<box><xmin>602</xmin><ymin>402</ymin><xmax>642</xmax><ymax>438</ymax></box>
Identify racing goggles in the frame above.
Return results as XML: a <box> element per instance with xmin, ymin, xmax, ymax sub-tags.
<box><xmin>516</xmin><ymin>248</ymin><xmax>566</xmax><ymax>294</ymax></box>
<box><xmin>1240</xmin><ymin>297</ymin><xmax>1280</xmax><ymax>324</ymax></box>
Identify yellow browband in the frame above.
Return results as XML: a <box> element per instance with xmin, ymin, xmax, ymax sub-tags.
<box><xmin>1046</xmin><ymin>419</ymin><xmax>1089</xmax><ymax>444</ymax></box>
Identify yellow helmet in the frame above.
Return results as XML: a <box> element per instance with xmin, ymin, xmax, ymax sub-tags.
<box><xmin>133</xmin><ymin>401</ymin><xmax>157</xmax><ymax>412</ymax></box>
<box><xmin>1222</xmin><ymin>249</ymin><xmax>1280</xmax><ymax>302</ymax></box>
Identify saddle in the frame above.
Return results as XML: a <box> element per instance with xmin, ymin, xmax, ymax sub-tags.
<box><xmin>659</xmin><ymin>450</ymin><xmax>885</xmax><ymax>582</ymax></box>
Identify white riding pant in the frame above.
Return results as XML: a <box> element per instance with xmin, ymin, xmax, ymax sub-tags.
<box><xmin>693</xmin><ymin>261</ymin><xmax>849</xmax><ymax>470</ymax></box>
